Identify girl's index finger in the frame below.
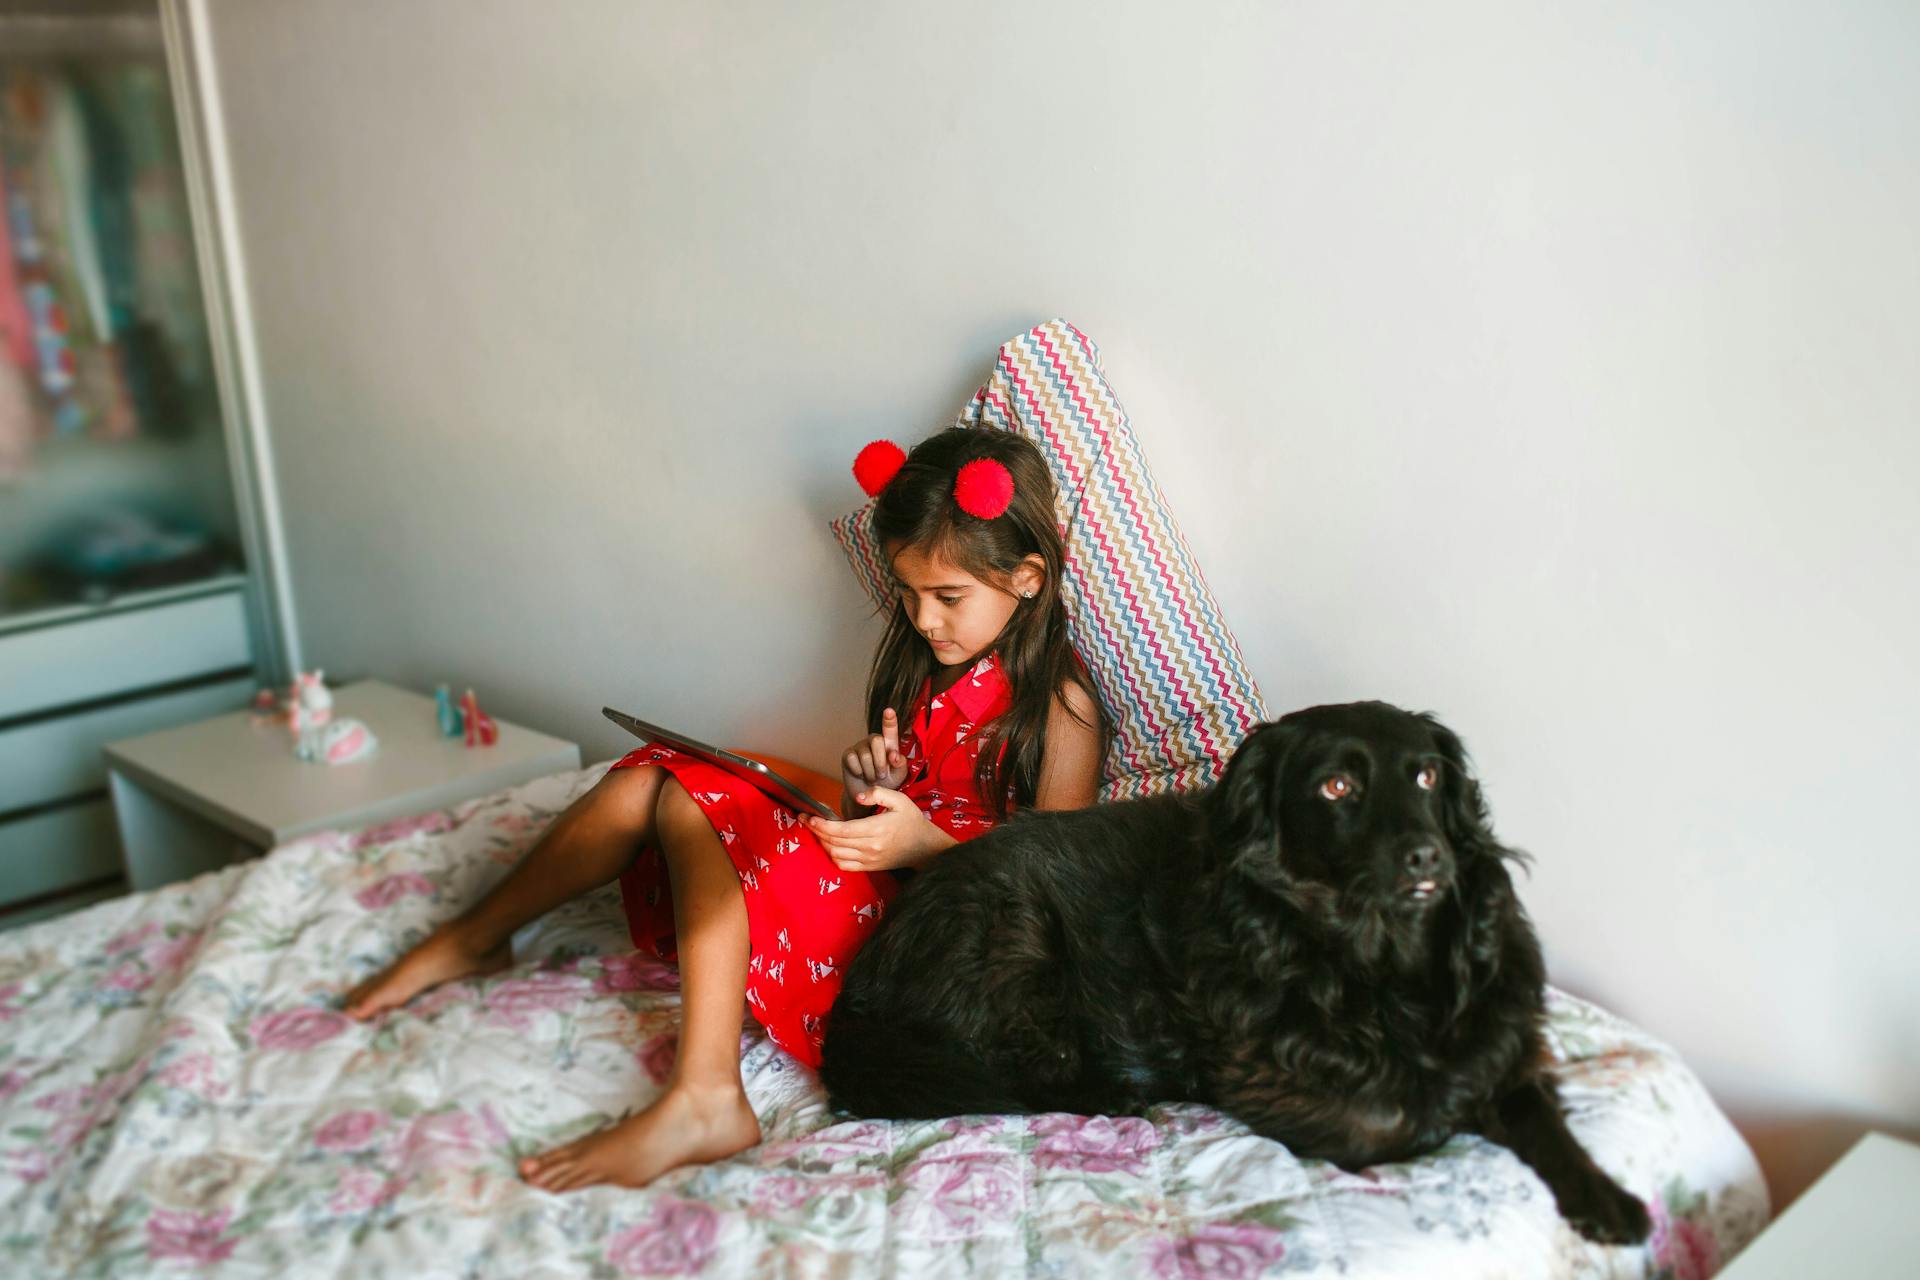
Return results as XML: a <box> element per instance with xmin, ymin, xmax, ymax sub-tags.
<box><xmin>882</xmin><ymin>707</ymin><xmax>900</xmax><ymax>754</ymax></box>
<box><xmin>809</xmin><ymin>811</ymin><xmax>879</xmax><ymax>839</ymax></box>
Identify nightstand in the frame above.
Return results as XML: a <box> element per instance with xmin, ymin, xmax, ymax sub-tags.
<box><xmin>103</xmin><ymin>679</ymin><xmax>581</xmax><ymax>891</ymax></box>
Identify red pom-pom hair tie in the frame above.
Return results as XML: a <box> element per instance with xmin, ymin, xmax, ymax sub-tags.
<box><xmin>853</xmin><ymin>440</ymin><xmax>907</xmax><ymax>497</ymax></box>
<box><xmin>953</xmin><ymin>458</ymin><xmax>1015</xmax><ymax>519</ymax></box>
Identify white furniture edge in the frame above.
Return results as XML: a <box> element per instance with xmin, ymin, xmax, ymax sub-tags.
<box><xmin>0</xmin><ymin>571</ymin><xmax>247</xmax><ymax>640</ymax></box>
<box><xmin>1719</xmin><ymin>1132</ymin><xmax>1920</xmax><ymax>1277</ymax></box>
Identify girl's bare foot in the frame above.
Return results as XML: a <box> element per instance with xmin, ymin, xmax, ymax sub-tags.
<box><xmin>343</xmin><ymin>926</ymin><xmax>512</xmax><ymax>1020</ymax></box>
<box><xmin>519</xmin><ymin>1083</ymin><xmax>761</xmax><ymax>1192</ymax></box>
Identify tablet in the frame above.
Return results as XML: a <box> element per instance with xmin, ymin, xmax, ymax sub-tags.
<box><xmin>601</xmin><ymin>708</ymin><xmax>840</xmax><ymax>820</ymax></box>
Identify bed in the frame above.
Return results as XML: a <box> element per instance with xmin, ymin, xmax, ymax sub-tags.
<box><xmin>0</xmin><ymin>760</ymin><xmax>1766</xmax><ymax>1277</ymax></box>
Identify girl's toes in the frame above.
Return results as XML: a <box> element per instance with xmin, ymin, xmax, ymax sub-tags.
<box><xmin>523</xmin><ymin>1136</ymin><xmax>588</xmax><ymax>1178</ymax></box>
<box><xmin>522</xmin><ymin>1151</ymin><xmax>569</xmax><ymax>1187</ymax></box>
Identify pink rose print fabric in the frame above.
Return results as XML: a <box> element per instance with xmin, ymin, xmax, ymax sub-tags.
<box><xmin>612</xmin><ymin>653</ymin><xmax>1014</xmax><ymax>1066</ymax></box>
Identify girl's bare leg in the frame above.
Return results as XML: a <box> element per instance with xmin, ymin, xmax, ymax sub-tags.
<box><xmin>520</xmin><ymin>777</ymin><xmax>761</xmax><ymax>1190</ymax></box>
<box><xmin>344</xmin><ymin>765</ymin><xmax>670</xmax><ymax>1019</ymax></box>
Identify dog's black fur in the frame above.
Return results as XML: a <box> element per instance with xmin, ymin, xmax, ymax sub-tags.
<box><xmin>820</xmin><ymin>701</ymin><xmax>1651</xmax><ymax>1244</ymax></box>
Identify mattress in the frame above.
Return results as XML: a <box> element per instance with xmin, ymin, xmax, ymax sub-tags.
<box><xmin>0</xmin><ymin>763</ymin><xmax>1767</xmax><ymax>1277</ymax></box>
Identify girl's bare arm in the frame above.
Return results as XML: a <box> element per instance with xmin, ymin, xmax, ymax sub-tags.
<box><xmin>1033</xmin><ymin>680</ymin><xmax>1103</xmax><ymax>811</ymax></box>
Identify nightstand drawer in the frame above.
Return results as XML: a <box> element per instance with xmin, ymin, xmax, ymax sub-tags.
<box><xmin>0</xmin><ymin>588</ymin><xmax>252</xmax><ymax>722</ymax></box>
<box><xmin>0</xmin><ymin>800</ymin><xmax>124</xmax><ymax>908</ymax></box>
<box><xmin>0</xmin><ymin>677</ymin><xmax>258</xmax><ymax>815</ymax></box>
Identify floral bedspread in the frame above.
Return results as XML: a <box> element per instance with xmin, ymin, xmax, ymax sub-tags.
<box><xmin>0</xmin><ymin>763</ymin><xmax>1767</xmax><ymax>1278</ymax></box>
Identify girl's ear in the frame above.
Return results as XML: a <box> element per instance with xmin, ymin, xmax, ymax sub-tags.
<box><xmin>1011</xmin><ymin>555</ymin><xmax>1046</xmax><ymax>599</ymax></box>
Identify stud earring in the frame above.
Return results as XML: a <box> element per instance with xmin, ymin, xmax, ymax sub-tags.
<box><xmin>1021</xmin><ymin>589</ymin><xmax>1035</xmax><ymax>599</ymax></box>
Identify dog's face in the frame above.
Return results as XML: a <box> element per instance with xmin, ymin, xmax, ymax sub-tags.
<box><xmin>1214</xmin><ymin>702</ymin><xmax>1477</xmax><ymax>915</ymax></box>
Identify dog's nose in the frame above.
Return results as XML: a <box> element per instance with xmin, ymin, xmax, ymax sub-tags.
<box><xmin>1404</xmin><ymin>844</ymin><xmax>1443</xmax><ymax>876</ymax></box>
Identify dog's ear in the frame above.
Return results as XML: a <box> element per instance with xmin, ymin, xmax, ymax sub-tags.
<box><xmin>1209</xmin><ymin>720</ymin><xmax>1301</xmax><ymax>866</ymax></box>
<box><xmin>1422</xmin><ymin>713</ymin><xmax>1542</xmax><ymax>1012</ymax></box>
<box><xmin>1420</xmin><ymin>713</ymin><xmax>1505</xmax><ymax>863</ymax></box>
<box><xmin>1443</xmin><ymin>850</ymin><xmax>1541</xmax><ymax>1020</ymax></box>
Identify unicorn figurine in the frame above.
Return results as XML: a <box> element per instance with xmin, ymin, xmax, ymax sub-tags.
<box><xmin>287</xmin><ymin>670</ymin><xmax>377</xmax><ymax>765</ymax></box>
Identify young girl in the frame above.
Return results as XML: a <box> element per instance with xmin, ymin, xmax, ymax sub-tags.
<box><xmin>342</xmin><ymin>426</ymin><xmax>1105</xmax><ymax>1191</ymax></box>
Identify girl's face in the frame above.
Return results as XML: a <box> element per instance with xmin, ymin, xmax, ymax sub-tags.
<box><xmin>888</xmin><ymin>543</ymin><xmax>1042</xmax><ymax>668</ymax></box>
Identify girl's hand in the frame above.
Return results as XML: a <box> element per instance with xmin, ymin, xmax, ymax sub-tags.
<box><xmin>808</xmin><ymin>787</ymin><xmax>954</xmax><ymax>874</ymax></box>
<box><xmin>839</xmin><ymin>708</ymin><xmax>911</xmax><ymax>800</ymax></box>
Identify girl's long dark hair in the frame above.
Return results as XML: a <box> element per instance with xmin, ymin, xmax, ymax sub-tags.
<box><xmin>865</xmin><ymin>427</ymin><xmax>1103</xmax><ymax>819</ymax></box>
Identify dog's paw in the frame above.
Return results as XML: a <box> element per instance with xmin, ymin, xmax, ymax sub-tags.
<box><xmin>1561</xmin><ymin>1176</ymin><xmax>1652</xmax><ymax>1245</ymax></box>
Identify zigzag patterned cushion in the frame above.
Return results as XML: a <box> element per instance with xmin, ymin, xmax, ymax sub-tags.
<box><xmin>830</xmin><ymin>319</ymin><xmax>1267</xmax><ymax>801</ymax></box>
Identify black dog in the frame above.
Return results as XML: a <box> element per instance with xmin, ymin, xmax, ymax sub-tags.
<box><xmin>820</xmin><ymin>701</ymin><xmax>1651</xmax><ymax>1244</ymax></box>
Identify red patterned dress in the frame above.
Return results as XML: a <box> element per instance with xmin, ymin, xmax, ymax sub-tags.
<box><xmin>610</xmin><ymin>653</ymin><xmax>1014</xmax><ymax>1066</ymax></box>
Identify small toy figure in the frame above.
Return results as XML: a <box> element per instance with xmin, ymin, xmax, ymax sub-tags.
<box><xmin>287</xmin><ymin>669</ymin><xmax>378</xmax><ymax>765</ymax></box>
<box><xmin>248</xmin><ymin>686</ymin><xmax>284</xmax><ymax>728</ymax></box>
<box><xmin>286</xmin><ymin>671</ymin><xmax>329</xmax><ymax>739</ymax></box>
<box><xmin>434</xmin><ymin>683</ymin><xmax>462</xmax><ymax>738</ymax></box>
<box><xmin>458</xmin><ymin>687</ymin><xmax>497</xmax><ymax>747</ymax></box>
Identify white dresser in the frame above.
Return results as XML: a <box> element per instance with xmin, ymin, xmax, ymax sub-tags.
<box><xmin>0</xmin><ymin>576</ymin><xmax>258</xmax><ymax>927</ymax></box>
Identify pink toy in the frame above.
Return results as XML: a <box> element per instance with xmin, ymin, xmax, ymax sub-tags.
<box><xmin>287</xmin><ymin>670</ymin><xmax>378</xmax><ymax>765</ymax></box>
<box><xmin>459</xmin><ymin>688</ymin><xmax>497</xmax><ymax>748</ymax></box>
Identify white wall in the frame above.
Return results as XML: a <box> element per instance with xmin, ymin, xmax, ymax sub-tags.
<box><xmin>198</xmin><ymin>0</ymin><xmax>1919</xmax><ymax>1202</ymax></box>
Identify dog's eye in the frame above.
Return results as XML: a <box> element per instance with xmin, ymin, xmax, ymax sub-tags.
<box><xmin>1318</xmin><ymin>776</ymin><xmax>1356</xmax><ymax>801</ymax></box>
<box><xmin>1416</xmin><ymin>766</ymin><xmax>1439</xmax><ymax>791</ymax></box>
